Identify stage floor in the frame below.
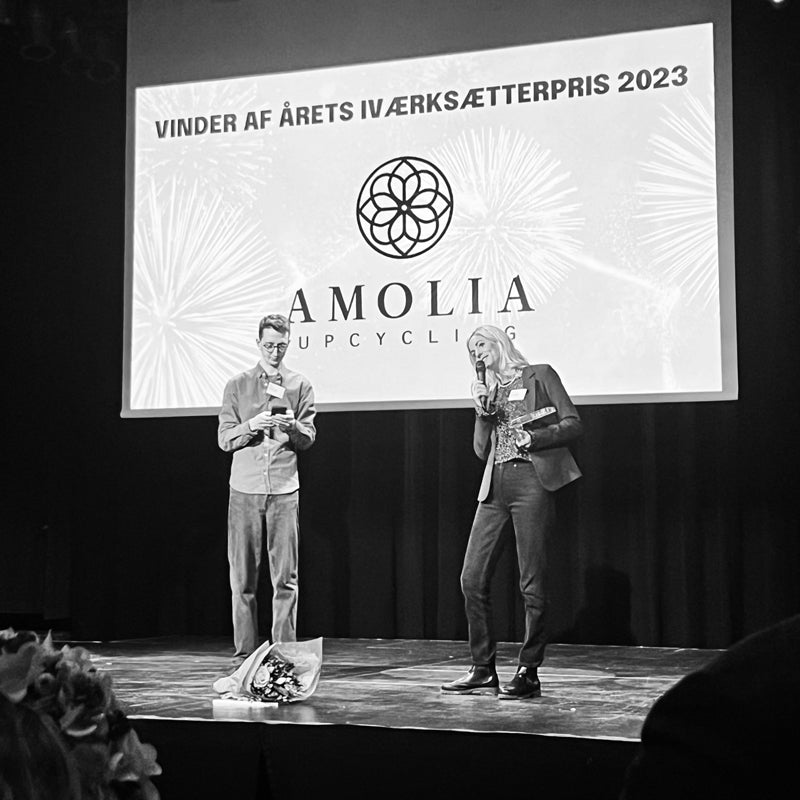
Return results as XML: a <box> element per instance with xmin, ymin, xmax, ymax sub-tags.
<box><xmin>63</xmin><ymin>636</ymin><xmax>724</xmax><ymax>799</ymax></box>
<box><xmin>81</xmin><ymin>635</ymin><xmax>719</xmax><ymax>741</ymax></box>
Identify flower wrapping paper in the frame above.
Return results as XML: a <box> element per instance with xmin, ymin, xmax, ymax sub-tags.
<box><xmin>213</xmin><ymin>637</ymin><xmax>323</xmax><ymax>704</ymax></box>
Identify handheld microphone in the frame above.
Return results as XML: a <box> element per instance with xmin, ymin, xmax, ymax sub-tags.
<box><xmin>475</xmin><ymin>358</ymin><xmax>486</xmax><ymax>385</ymax></box>
<box><xmin>475</xmin><ymin>358</ymin><xmax>487</xmax><ymax>410</ymax></box>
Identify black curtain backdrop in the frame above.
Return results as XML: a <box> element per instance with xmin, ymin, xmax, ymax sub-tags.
<box><xmin>3</xmin><ymin>0</ymin><xmax>799</xmax><ymax>650</ymax></box>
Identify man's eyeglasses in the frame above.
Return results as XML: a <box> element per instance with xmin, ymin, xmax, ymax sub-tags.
<box><xmin>260</xmin><ymin>342</ymin><xmax>288</xmax><ymax>353</ymax></box>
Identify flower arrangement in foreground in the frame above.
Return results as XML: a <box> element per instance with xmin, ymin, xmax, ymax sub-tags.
<box><xmin>0</xmin><ymin>628</ymin><xmax>161</xmax><ymax>800</ymax></box>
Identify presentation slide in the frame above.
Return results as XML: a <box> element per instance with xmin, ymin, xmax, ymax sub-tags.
<box><xmin>125</xmin><ymin>18</ymin><xmax>736</xmax><ymax>415</ymax></box>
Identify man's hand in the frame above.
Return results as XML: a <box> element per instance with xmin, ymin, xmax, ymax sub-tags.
<box><xmin>248</xmin><ymin>411</ymin><xmax>276</xmax><ymax>432</ymax></box>
<box><xmin>272</xmin><ymin>412</ymin><xmax>296</xmax><ymax>432</ymax></box>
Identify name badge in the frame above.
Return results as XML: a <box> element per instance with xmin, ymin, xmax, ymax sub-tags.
<box><xmin>508</xmin><ymin>388</ymin><xmax>527</xmax><ymax>402</ymax></box>
<box><xmin>266</xmin><ymin>382</ymin><xmax>286</xmax><ymax>399</ymax></box>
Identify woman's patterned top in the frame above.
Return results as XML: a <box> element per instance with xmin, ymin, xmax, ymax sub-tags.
<box><xmin>492</xmin><ymin>372</ymin><xmax>530</xmax><ymax>464</ymax></box>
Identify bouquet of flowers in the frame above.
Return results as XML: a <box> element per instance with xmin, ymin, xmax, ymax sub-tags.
<box><xmin>0</xmin><ymin>628</ymin><xmax>161</xmax><ymax>800</ymax></box>
<box><xmin>213</xmin><ymin>637</ymin><xmax>323</xmax><ymax>704</ymax></box>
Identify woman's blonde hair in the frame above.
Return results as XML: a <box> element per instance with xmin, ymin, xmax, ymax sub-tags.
<box><xmin>466</xmin><ymin>325</ymin><xmax>528</xmax><ymax>382</ymax></box>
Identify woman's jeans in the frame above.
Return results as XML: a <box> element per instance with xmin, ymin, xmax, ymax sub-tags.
<box><xmin>461</xmin><ymin>460</ymin><xmax>554</xmax><ymax>669</ymax></box>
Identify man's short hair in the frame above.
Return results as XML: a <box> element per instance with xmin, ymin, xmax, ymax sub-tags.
<box><xmin>258</xmin><ymin>314</ymin><xmax>291</xmax><ymax>339</ymax></box>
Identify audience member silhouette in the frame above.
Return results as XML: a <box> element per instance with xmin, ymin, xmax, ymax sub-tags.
<box><xmin>620</xmin><ymin>613</ymin><xmax>800</xmax><ymax>799</ymax></box>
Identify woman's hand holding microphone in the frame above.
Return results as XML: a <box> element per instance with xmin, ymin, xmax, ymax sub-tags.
<box><xmin>472</xmin><ymin>358</ymin><xmax>495</xmax><ymax>416</ymax></box>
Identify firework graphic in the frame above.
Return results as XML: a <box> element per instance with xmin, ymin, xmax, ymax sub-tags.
<box><xmin>635</xmin><ymin>93</ymin><xmax>719</xmax><ymax>310</ymax></box>
<box><xmin>131</xmin><ymin>179</ymin><xmax>282</xmax><ymax>409</ymax></box>
<box><xmin>409</xmin><ymin>127</ymin><xmax>583</xmax><ymax>312</ymax></box>
<box><xmin>136</xmin><ymin>81</ymin><xmax>273</xmax><ymax>209</ymax></box>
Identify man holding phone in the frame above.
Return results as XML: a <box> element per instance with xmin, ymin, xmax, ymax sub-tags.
<box><xmin>218</xmin><ymin>314</ymin><xmax>317</xmax><ymax>669</ymax></box>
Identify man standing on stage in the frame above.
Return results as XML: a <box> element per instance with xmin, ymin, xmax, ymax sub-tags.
<box><xmin>218</xmin><ymin>314</ymin><xmax>317</xmax><ymax>669</ymax></box>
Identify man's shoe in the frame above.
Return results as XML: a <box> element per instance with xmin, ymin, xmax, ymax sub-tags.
<box><xmin>499</xmin><ymin>666</ymin><xmax>541</xmax><ymax>699</ymax></box>
<box><xmin>440</xmin><ymin>665</ymin><xmax>499</xmax><ymax>695</ymax></box>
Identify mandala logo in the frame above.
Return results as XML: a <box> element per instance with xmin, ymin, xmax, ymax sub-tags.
<box><xmin>356</xmin><ymin>156</ymin><xmax>453</xmax><ymax>259</ymax></box>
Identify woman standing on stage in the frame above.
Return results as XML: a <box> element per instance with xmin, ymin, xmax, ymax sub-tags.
<box><xmin>441</xmin><ymin>325</ymin><xmax>583</xmax><ymax>699</ymax></box>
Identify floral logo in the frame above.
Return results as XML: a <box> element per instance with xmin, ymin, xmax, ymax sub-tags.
<box><xmin>356</xmin><ymin>156</ymin><xmax>453</xmax><ymax>258</ymax></box>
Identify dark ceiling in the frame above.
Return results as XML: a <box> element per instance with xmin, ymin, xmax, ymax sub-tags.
<box><xmin>1</xmin><ymin>0</ymin><xmax>127</xmax><ymax>84</ymax></box>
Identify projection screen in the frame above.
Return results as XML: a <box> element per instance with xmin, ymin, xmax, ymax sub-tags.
<box><xmin>123</xmin><ymin>0</ymin><xmax>736</xmax><ymax>415</ymax></box>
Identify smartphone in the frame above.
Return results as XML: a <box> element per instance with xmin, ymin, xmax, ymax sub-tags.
<box><xmin>271</xmin><ymin>405</ymin><xmax>287</xmax><ymax>415</ymax></box>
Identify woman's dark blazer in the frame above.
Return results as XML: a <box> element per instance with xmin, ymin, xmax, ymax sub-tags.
<box><xmin>474</xmin><ymin>363</ymin><xmax>583</xmax><ymax>501</ymax></box>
